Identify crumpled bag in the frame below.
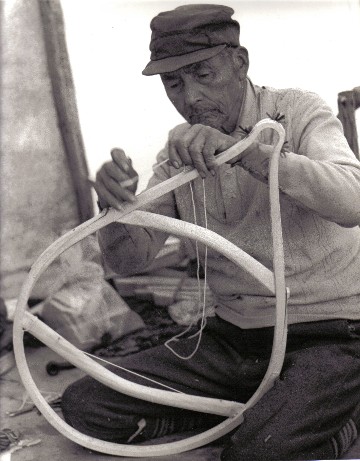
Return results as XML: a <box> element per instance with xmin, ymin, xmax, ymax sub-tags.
<box><xmin>37</xmin><ymin>235</ymin><xmax>145</xmax><ymax>350</ymax></box>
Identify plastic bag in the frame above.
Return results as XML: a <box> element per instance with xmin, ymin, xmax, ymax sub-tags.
<box><xmin>38</xmin><ymin>235</ymin><xmax>145</xmax><ymax>350</ymax></box>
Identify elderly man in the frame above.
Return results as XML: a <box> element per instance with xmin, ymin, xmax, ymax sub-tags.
<box><xmin>62</xmin><ymin>5</ymin><xmax>360</xmax><ymax>460</ymax></box>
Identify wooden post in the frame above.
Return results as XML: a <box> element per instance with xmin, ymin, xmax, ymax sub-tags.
<box><xmin>337</xmin><ymin>87</ymin><xmax>360</xmax><ymax>159</ymax></box>
<box><xmin>38</xmin><ymin>0</ymin><xmax>94</xmax><ymax>222</ymax></box>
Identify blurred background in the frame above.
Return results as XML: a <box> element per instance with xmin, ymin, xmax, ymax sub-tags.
<box><xmin>1</xmin><ymin>5</ymin><xmax>360</xmax><ymax>457</ymax></box>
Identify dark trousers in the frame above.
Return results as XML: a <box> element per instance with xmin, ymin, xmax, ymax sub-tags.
<box><xmin>62</xmin><ymin>316</ymin><xmax>360</xmax><ymax>460</ymax></box>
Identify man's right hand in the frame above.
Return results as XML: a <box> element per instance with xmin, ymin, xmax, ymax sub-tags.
<box><xmin>94</xmin><ymin>148</ymin><xmax>139</xmax><ymax>210</ymax></box>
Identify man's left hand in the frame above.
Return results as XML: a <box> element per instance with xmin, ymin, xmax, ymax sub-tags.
<box><xmin>168</xmin><ymin>124</ymin><xmax>237</xmax><ymax>178</ymax></box>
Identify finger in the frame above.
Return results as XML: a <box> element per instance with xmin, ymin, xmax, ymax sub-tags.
<box><xmin>174</xmin><ymin>137</ymin><xmax>193</xmax><ymax>166</ymax></box>
<box><xmin>93</xmin><ymin>179</ymin><xmax>124</xmax><ymax>211</ymax></box>
<box><xmin>124</xmin><ymin>157</ymin><xmax>138</xmax><ymax>179</ymax></box>
<box><xmin>103</xmin><ymin>161</ymin><xmax>127</xmax><ymax>183</ymax></box>
<box><xmin>201</xmin><ymin>131</ymin><xmax>220</xmax><ymax>176</ymax></box>
<box><xmin>97</xmin><ymin>169</ymin><xmax>136</xmax><ymax>204</ymax></box>
<box><xmin>106</xmin><ymin>176</ymin><xmax>137</xmax><ymax>203</ymax></box>
<box><xmin>185</xmin><ymin>124</ymin><xmax>217</xmax><ymax>178</ymax></box>
<box><xmin>110</xmin><ymin>148</ymin><xmax>130</xmax><ymax>171</ymax></box>
<box><xmin>168</xmin><ymin>123</ymin><xmax>192</xmax><ymax>169</ymax></box>
<box><xmin>180</xmin><ymin>123</ymin><xmax>203</xmax><ymax>166</ymax></box>
<box><xmin>169</xmin><ymin>137</ymin><xmax>195</xmax><ymax>169</ymax></box>
<box><xmin>168</xmin><ymin>141</ymin><xmax>183</xmax><ymax>169</ymax></box>
<box><xmin>103</xmin><ymin>162</ymin><xmax>138</xmax><ymax>193</ymax></box>
<box><xmin>187</xmin><ymin>134</ymin><xmax>208</xmax><ymax>178</ymax></box>
<box><xmin>111</xmin><ymin>148</ymin><xmax>138</xmax><ymax>182</ymax></box>
<box><xmin>120</xmin><ymin>176</ymin><xmax>138</xmax><ymax>189</ymax></box>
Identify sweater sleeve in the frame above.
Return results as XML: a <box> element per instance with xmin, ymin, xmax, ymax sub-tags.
<box><xmin>97</xmin><ymin>145</ymin><xmax>178</xmax><ymax>276</ymax></box>
<box><xmin>238</xmin><ymin>91</ymin><xmax>360</xmax><ymax>227</ymax></box>
<box><xmin>277</xmin><ymin>92</ymin><xmax>360</xmax><ymax>227</ymax></box>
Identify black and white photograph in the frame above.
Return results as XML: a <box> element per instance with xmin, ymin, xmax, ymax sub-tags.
<box><xmin>1</xmin><ymin>1</ymin><xmax>360</xmax><ymax>460</ymax></box>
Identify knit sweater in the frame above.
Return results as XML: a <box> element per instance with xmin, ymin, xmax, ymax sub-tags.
<box><xmin>99</xmin><ymin>78</ymin><xmax>360</xmax><ymax>329</ymax></box>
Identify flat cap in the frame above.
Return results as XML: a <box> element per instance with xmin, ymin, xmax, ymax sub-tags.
<box><xmin>142</xmin><ymin>4</ymin><xmax>240</xmax><ymax>76</ymax></box>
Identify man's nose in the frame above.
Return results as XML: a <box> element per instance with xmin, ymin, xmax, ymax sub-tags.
<box><xmin>183</xmin><ymin>81</ymin><xmax>202</xmax><ymax>106</ymax></box>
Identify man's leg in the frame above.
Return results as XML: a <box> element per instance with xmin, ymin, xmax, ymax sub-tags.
<box><xmin>221</xmin><ymin>321</ymin><xmax>360</xmax><ymax>461</ymax></box>
<box><xmin>62</xmin><ymin>317</ymin><xmax>360</xmax><ymax>459</ymax></box>
<box><xmin>61</xmin><ymin>316</ymin><xmax>267</xmax><ymax>442</ymax></box>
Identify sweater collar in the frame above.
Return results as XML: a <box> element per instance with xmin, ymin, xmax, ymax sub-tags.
<box><xmin>231</xmin><ymin>77</ymin><xmax>260</xmax><ymax>139</ymax></box>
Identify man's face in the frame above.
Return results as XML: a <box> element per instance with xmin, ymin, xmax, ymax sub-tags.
<box><xmin>160</xmin><ymin>49</ymin><xmax>245</xmax><ymax>134</ymax></box>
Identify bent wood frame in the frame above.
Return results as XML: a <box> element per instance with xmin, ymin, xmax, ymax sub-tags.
<box><xmin>13</xmin><ymin>119</ymin><xmax>287</xmax><ymax>457</ymax></box>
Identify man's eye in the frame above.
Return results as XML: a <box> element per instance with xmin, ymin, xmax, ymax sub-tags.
<box><xmin>166</xmin><ymin>80</ymin><xmax>181</xmax><ymax>90</ymax></box>
<box><xmin>198</xmin><ymin>72</ymin><xmax>211</xmax><ymax>79</ymax></box>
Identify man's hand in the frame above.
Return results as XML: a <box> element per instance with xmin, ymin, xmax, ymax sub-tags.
<box><xmin>94</xmin><ymin>148</ymin><xmax>138</xmax><ymax>210</ymax></box>
<box><xmin>168</xmin><ymin>124</ymin><xmax>237</xmax><ymax>178</ymax></box>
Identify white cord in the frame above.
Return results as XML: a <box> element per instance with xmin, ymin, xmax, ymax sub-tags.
<box><xmin>83</xmin><ymin>352</ymin><xmax>184</xmax><ymax>394</ymax></box>
<box><xmin>165</xmin><ymin>178</ymin><xmax>208</xmax><ymax>360</ymax></box>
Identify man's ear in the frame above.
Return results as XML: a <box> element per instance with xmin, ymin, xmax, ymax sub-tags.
<box><xmin>234</xmin><ymin>46</ymin><xmax>249</xmax><ymax>80</ymax></box>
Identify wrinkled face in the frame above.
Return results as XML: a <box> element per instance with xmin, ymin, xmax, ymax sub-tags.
<box><xmin>160</xmin><ymin>48</ymin><xmax>247</xmax><ymax>134</ymax></box>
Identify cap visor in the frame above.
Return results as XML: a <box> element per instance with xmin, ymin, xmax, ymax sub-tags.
<box><xmin>142</xmin><ymin>44</ymin><xmax>227</xmax><ymax>76</ymax></box>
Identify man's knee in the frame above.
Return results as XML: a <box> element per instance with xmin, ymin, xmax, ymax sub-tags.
<box><xmin>61</xmin><ymin>377</ymin><xmax>149</xmax><ymax>442</ymax></box>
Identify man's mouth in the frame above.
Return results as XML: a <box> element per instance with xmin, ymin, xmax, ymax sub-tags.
<box><xmin>189</xmin><ymin>109</ymin><xmax>221</xmax><ymax>124</ymax></box>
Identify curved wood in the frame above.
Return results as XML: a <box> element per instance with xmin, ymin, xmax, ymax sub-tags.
<box><xmin>13</xmin><ymin>119</ymin><xmax>287</xmax><ymax>456</ymax></box>
<box><xmin>18</xmin><ymin>209</ymin><xmax>279</xmax><ymax>415</ymax></box>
